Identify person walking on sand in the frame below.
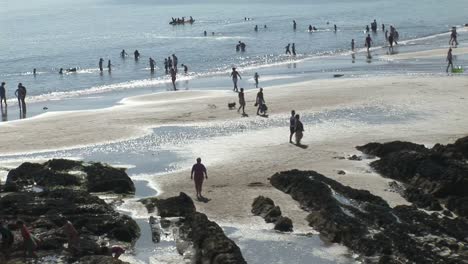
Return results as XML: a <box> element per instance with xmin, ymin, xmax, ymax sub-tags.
<box><xmin>289</xmin><ymin>110</ymin><xmax>296</xmax><ymax>143</ymax></box>
<box><xmin>99</xmin><ymin>58</ymin><xmax>104</xmax><ymax>72</ymax></box>
<box><xmin>237</xmin><ymin>88</ymin><xmax>246</xmax><ymax>115</ymax></box>
<box><xmin>294</xmin><ymin>114</ymin><xmax>304</xmax><ymax>145</ymax></box>
<box><xmin>149</xmin><ymin>57</ymin><xmax>155</xmax><ymax>72</ymax></box>
<box><xmin>256</xmin><ymin>87</ymin><xmax>265</xmax><ymax>115</ymax></box>
<box><xmin>292</xmin><ymin>43</ymin><xmax>296</xmax><ymax>56</ymax></box>
<box><xmin>0</xmin><ymin>82</ymin><xmax>7</xmax><ymax>108</ymax></box>
<box><xmin>446</xmin><ymin>48</ymin><xmax>453</xmax><ymax>73</ymax></box>
<box><xmin>449</xmin><ymin>27</ymin><xmax>458</xmax><ymax>47</ymax></box>
<box><xmin>365</xmin><ymin>34</ymin><xmax>373</xmax><ymax>53</ymax></box>
<box><xmin>351</xmin><ymin>39</ymin><xmax>355</xmax><ymax>51</ymax></box>
<box><xmin>254</xmin><ymin>72</ymin><xmax>259</xmax><ymax>88</ymax></box>
<box><xmin>231</xmin><ymin>67</ymin><xmax>242</xmax><ymax>92</ymax></box>
<box><xmin>170</xmin><ymin>68</ymin><xmax>177</xmax><ymax>90</ymax></box>
<box><xmin>191</xmin><ymin>157</ymin><xmax>207</xmax><ymax>199</ymax></box>
<box><xmin>285</xmin><ymin>43</ymin><xmax>291</xmax><ymax>55</ymax></box>
<box><xmin>0</xmin><ymin>221</ymin><xmax>14</xmax><ymax>253</ymax></box>
<box><xmin>17</xmin><ymin>221</ymin><xmax>38</xmax><ymax>258</ymax></box>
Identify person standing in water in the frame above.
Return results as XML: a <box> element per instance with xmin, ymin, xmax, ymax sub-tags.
<box><xmin>256</xmin><ymin>87</ymin><xmax>265</xmax><ymax>115</ymax></box>
<box><xmin>230</xmin><ymin>67</ymin><xmax>242</xmax><ymax>92</ymax></box>
<box><xmin>292</xmin><ymin>43</ymin><xmax>296</xmax><ymax>56</ymax></box>
<box><xmin>285</xmin><ymin>43</ymin><xmax>291</xmax><ymax>55</ymax></box>
<box><xmin>294</xmin><ymin>114</ymin><xmax>304</xmax><ymax>145</ymax></box>
<box><xmin>308</xmin><ymin>25</ymin><xmax>313</xmax><ymax>32</ymax></box>
<box><xmin>99</xmin><ymin>58</ymin><xmax>104</xmax><ymax>72</ymax></box>
<box><xmin>134</xmin><ymin>50</ymin><xmax>140</xmax><ymax>60</ymax></box>
<box><xmin>168</xmin><ymin>56</ymin><xmax>173</xmax><ymax>69</ymax></box>
<box><xmin>446</xmin><ymin>48</ymin><xmax>453</xmax><ymax>73</ymax></box>
<box><xmin>191</xmin><ymin>157</ymin><xmax>207</xmax><ymax>199</ymax></box>
<box><xmin>170</xmin><ymin>68</ymin><xmax>177</xmax><ymax>90</ymax></box>
<box><xmin>365</xmin><ymin>34</ymin><xmax>373</xmax><ymax>53</ymax></box>
<box><xmin>334</xmin><ymin>24</ymin><xmax>337</xmax><ymax>32</ymax></box>
<box><xmin>164</xmin><ymin>58</ymin><xmax>169</xmax><ymax>74</ymax></box>
<box><xmin>172</xmin><ymin>54</ymin><xmax>178</xmax><ymax>72</ymax></box>
<box><xmin>254</xmin><ymin>25</ymin><xmax>258</xmax><ymax>31</ymax></box>
<box><xmin>15</xmin><ymin>83</ymin><xmax>27</xmax><ymax>113</ymax></box>
<box><xmin>149</xmin><ymin>57</ymin><xmax>155</xmax><ymax>72</ymax></box>
<box><xmin>181</xmin><ymin>64</ymin><xmax>188</xmax><ymax>74</ymax></box>
<box><xmin>254</xmin><ymin>72</ymin><xmax>259</xmax><ymax>88</ymax></box>
<box><xmin>0</xmin><ymin>82</ymin><xmax>6</xmax><ymax>108</ymax></box>
<box><xmin>293</xmin><ymin>20</ymin><xmax>297</xmax><ymax>31</ymax></box>
<box><xmin>204</xmin><ymin>31</ymin><xmax>207</xmax><ymax>36</ymax></box>
<box><xmin>120</xmin><ymin>49</ymin><xmax>127</xmax><ymax>58</ymax></box>
<box><xmin>382</xmin><ymin>24</ymin><xmax>385</xmax><ymax>32</ymax></box>
<box><xmin>351</xmin><ymin>39</ymin><xmax>355</xmax><ymax>51</ymax></box>
<box><xmin>33</xmin><ymin>68</ymin><xmax>36</xmax><ymax>76</ymax></box>
<box><xmin>107</xmin><ymin>60</ymin><xmax>112</xmax><ymax>71</ymax></box>
<box><xmin>237</xmin><ymin>88</ymin><xmax>246</xmax><ymax>115</ymax></box>
<box><xmin>449</xmin><ymin>27</ymin><xmax>458</xmax><ymax>47</ymax></box>
<box><xmin>289</xmin><ymin>110</ymin><xmax>296</xmax><ymax>143</ymax></box>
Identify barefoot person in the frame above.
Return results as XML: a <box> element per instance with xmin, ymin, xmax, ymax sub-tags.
<box><xmin>294</xmin><ymin>114</ymin><xmax>304</xmax><ymax>145</ymax></box>
<box><xmin>446</xmin><ymin>48</ymin><xmax>453</xmax><ymax>73</ymax></box>
<box><xmin>254</xmin><ymin>72</ymin><xmax>259</xmax><ymax>88</ymax></box>
<box><xmin>256</xmin><ymin>87</ymin><xmax>265</xmax><ymax>115</ymax></box>
<box><xmin>191</xmin><ymin>157</ymin><xmax>208</xmax><ymax>199</ymax></box>
<box><xmin>365</xmin><ymin>34</ymin><xmax>373</xmax><ymax>54</ymax></box>
<box><xmin>289</xmin><ymin>110</ymin><xmax>296</xmax><ymax>143</ymax></box>
<box><xmin>237</xmin><ymin>88</ymin><xmax>246</xmax><ymax>115</ymax></box>
<box><xmin>0</xmin><ymin>82</ymin><xmax>6</xmax><ymax>108</ymax></box>
<box><xmin>170</xmin><ymin>68</ymin><xmax>177</xmax><ymax>90</ymax></box>
<box><xmin>17</xmin><ymin>221</ymin><xmax>38</xmax><ymax>258</ymax></box>
<box><xmin>231</xmin><ymin>67</ymin><xmax>242</xmax><ymax>92</ymax></box>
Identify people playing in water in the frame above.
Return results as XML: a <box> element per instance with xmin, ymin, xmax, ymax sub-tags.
<box><xmin>237</xmin><ymin>41</ymin><xmax>246</xmax><ymax>52</ymax></box>
<box><xmin>191</xmin><ymin>157</ymin><xmax>208</xmax><ymax>199</ymax></box>
<box><xmin>99</xmin><ymin>58</ymin><xmax>104</xmax><ymax>72</ymax></box>
<box><xmin>236</xmin><ymin>42</ymin><xmax>240</xmax><ymax>52</ymax></box>
<box><xmin>285</xmin><ymin>43</ymin><xmax>291</xmax><ymax>55</ymax></box>
<box><xmin>181</xmin><ymin>64</ymin><xmax>188</xmax><ymax>74</ymax></box>
<box><xmin>59</xmin><ymin>68</ymin><xmax>63</xmax><ymax>74</ymax></box>
<box><xmin>107</xmin><ymin>60</ymin><xmax>112</xmax><ymax>71</ymax></box>
<box><xmin>134</xmin><ymin>50</ymin><xmax>140</xmax><ymax>60</ymax></box>
<box><xmin>292</xmin><ymin>43</ymin><xmax>296</xmax><ymax>56</ymax></box>
<box><xmin>120</xmin><ymin>49</ymin><xmax>127</xmax><ymax>58</ymax></box>
<box><xmin>366</xmin><ymin>25</ymin><xmax>370</xmax><ymax>32</ymax></box>
<box><xmin>168</xmin><ymin>56</ymin><xmax>173</xmax><ymax>70</ymax></box>
<box><xmin>289</xmin><ymin>110</ymin><xmax>296</xmax><ymax>143</ymax></box>
<box><xmin>254</xmin><ymin>25</ymin><xmax>258</xmax><ymax>31</ymax></box>
<box><xmin>365</xmin><ymin>34</ymin><xmax>373</xmax><ymax>53</ymax></box>
<box><xmin>204</xmin><ymin>31</ymin><xmax>207</xmax><ymax>36</ymax></box>
<box><xmin>170</xmin><ymin>67</ymin><xmax>177</xmax><ymax>90</ymax></box>
<box><xmin>164</xmin><ymin>58</ymin><xmax>169</xmax><ymax>74</ymax></box>
<box><xmin>256</xmin><ymin>87</ymin><xmax>265</xmax><ymax>115</ymax></box>
<box><xmin>371</xmin><ymin>19</ymin><xmax>377</xmax><ymax>32</ymax></box>
<box><xmin>149</xmin><ymin>57</ymin><xmax>155</xmax><ymax>72</ymax></box>
<box><xmin>389</xmin><ymin>25</ymin><xmax>398</xmax><ymax>45</ymax></box>
<box><xmin>264</xmin><ymin>25</ymin><xmax>267</xmax><ymax>29</ymax></box>
<box><xmin>388</xmin><ymin>32</ymin><xmax>394</xmax><ymax>49</ymax></box>
<box><xmin>15</xmin><ymin>83</ymin><xmax>27</xmax><ymax>113</ymax></box>
<box><xmin>385</xmin><ymin>30</ymin><xmax>389</xmax><ymax>41</ymax></box>
<box><xmin>294</xmin><ymin>114</ymin><xmax>304</xmax><ymax>145</ymax></box>
<box><xmin>17</xmin><ymin>221</ymin><xmax>38</xmax><ymax>258</ymax></box>
<box><xmin>237</xmin><ymin>88</ymin><xmax>246</xmax><ymax>115</ymax></box>
<box><xmin>449</xmin><ymin>27</ymin><xmax>458</xmax><ymax>47</ymax></box>
<box><xmin>230</xmin><ymin>67</ymin><xmax>242</xmax><ymax>92</ymax></box>
<box><xmin>293</xmin><ymin>20</ymin><xmax>297</xmax><ymax>31</ymax></box>
<box><xmin>446</xmin><ymin>47</ymin><xmax>453</xmax><ymax>73</ymax></box>
<box><xmin>0</xmin><ymin>82</ymin><xmax>6</xmax><ymax>108</ymax></box>
<box><xmin>308</xmin><ymin>25</ymin><xmax>313</xmax><ymax>32</ymax></box>
<box><xmin>351</xmin><ymin>39</ymin><xmax>355</xmax><ymax>51</ymax></box>
<box><xmin>254</xmin><ymin>72</ymin><xmax>259</xmax><ymax>88</ymax></box>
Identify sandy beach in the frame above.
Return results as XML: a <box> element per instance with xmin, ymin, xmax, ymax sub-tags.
<box><xmin>2</xmin><ymin>73</ymin><xmax>468</xmax><ymax>234</ymax></box>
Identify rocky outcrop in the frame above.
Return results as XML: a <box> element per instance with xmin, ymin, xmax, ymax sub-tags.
<box><xmin>357</xmin><ymin>137</ymin><xmax>468</xmax><ymax>217</ymax></box>
<box><xmin>140</xmin><ymin>193</ymin><xmax>247</xmax><ymax>263</ymax></box>
<box><xmin>251</xmin><ymin>196</ymin><xmax>293</xmax><ymax>232</ymax></box>
<box><xmin>270</xmin><ymin>170</ymin><xmax>468</xmax><ymax>264</ymax></box>
<box><xmin>4</xmin><ymin>159</ymin><xmax>135</xmax><ymax>194</ymax></box>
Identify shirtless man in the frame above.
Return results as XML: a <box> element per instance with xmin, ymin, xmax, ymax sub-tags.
<box><xmin>191</xmin><ymin>158</ymin><xmax>208</xmax><ymax>199</ymax></box>
<box><xmin>230</xmin><ymin>67</ymin><xmax>242</xmax><ymax>92</ymax></box>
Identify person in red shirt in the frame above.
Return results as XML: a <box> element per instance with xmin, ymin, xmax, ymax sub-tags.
<box><xmin>16</xmin><ymin>221</ymin><xmax>38</xmax><ymax>258</ymax></box>
<box><xmin>191</xmin><ymin>158</ymin><xmax>208</xmax><ymax>199</ymax></box>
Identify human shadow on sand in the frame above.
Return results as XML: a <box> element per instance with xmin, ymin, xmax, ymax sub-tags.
<box><xmin>198</xmin><ymin>196</ymin><xmax>211</xmax><ymax>203</ymax></box>
<box><xmin>291</xmin><ymin>142</ymin><xmax>308</xmax><ymax>149</ymax></box>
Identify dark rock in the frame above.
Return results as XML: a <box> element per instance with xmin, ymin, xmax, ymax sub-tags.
<box><xmin>44</xmin><ymin>159</ymin><xmax>83</xmax><ymax>171</ymax></box>
<box><xmin>247</xmin><ymin>182</ymin><xmax>266</xmax><ymax>187</ymax></box>
<box><xmin>274</xmin><ymin>216</ymin><xmax>293</xmax><ymax>232</ymax></box>
<box><xmin>337</xmin><ymin>170</ymin><xmax>346</xmax><ymax>175</ymax></box>
<box><xmin>348</xmin><ymin>155</ymin><xmax>362</xmax><ymax>161</ymax></box>
<box><xmin>139</xmin><ymin>192</ymin><xmax>196</xmax><ymax>217</ymax></box>
<box><xmin>251</xmin><ymin>196</ymin><xmax>282</xmax><ymax>223</ymax></box>
<box><xmin>270</xmin><ymin>169</ymin><xmax>468</xmax><ymax>263</ymax></box>
<box><xmin>75</xmin><ymin>255</ymin><xmax>130</xmax><ymax>264</ymax></box>
<box><xmin>84</xmin><ymin>162</ymin><xmax>135</xmax><ymax>194</ymax></box>
<box><xmin>149</xmin><ymin>216</ymin><xmax>161</xmax><ymax>243</ymax></box>
<box><xmin>357</xmin><ymin>141</ymin><xmax>428</xmax><ymax>157</ymax></box>
<box><xmin>403</xmin><ymin>187</ymin><xmax>442</xmax><ymax>211</ymax></box>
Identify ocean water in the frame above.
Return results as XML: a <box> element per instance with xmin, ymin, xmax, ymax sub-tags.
<box><xmin>0</xmin><ymin>0</ymin><xmax>467</xmax><ymax>107</ymax></box>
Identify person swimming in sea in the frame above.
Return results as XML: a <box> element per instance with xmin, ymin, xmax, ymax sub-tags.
<box><xmin>308</xmin><ymin>25</ymin><xmax>313</xmax><ymax>32</ymax></box>
<box><xmin>107</xmin><ymin>60</ymin><xmax>112</xmax><ymax>71</ymax></box>
<box><xmin>164</xmin><ymin>58</ymin><xmax>168</xmax><ymax>74</ymax></box>
<box><xmin>254</xmin><ymin>25</ymin><xmax>258</xmax><ymax>31</ymax></box>
<box><xmin>0</xmin><ymin>82</ymin><xmax>7</xmax><ymax>108</ymax></box>
<box><xmin>120</xmin><ymin>49</ymin><xmax>127</xmax><ymax>58</ymax></box>
<box><xmin>293</xmin><ymin>20</ymin><xmax>297</xmax><ymax>30</ymax></box>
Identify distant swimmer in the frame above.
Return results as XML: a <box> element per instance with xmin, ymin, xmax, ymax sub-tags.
<box><xmin>308</xmin><ymin>25</ymin><xmax>313</xmax><ymax>32</ymax></box>
<box><xmin>351</xmin><ymin>39</ymin><xmax>355</xmax><ymax>51</ymax></box>
<box><xmin>449</xmin><ymin>27</ymin><xmax>458</xmax><ymax>47</ymax></box>
<box><xmin>134</xmin><ymin>50</ymin><xmax>140</xmax><ymax>60</ymax></box>
<box><xmin>371</xmin><ymin>19</ymin><xmax>377</xmax><ymax>32</ymax></box>
<box><xmin>120</xmin><ymin>49</ymin><xmax>127</xmax><ymax>58</ymax></box>
<box><xmin>254</xmin><ymin>25</ymin><xmax>258</xmax><ymax>31</ymax></box>
<box><xmin>385</xmin><ymin>30</ymin><xmax>388</xmax><ymax>41</ymax></box>
<box><xmin>289</xmin><ymin>110</ymin><xmax>296</xmax><ymax>143</ymax></box>
<box><xmin>172</xmin><ymin>54</ymin><xmax>178</xmax><ymax>72</ymax></box>
<box><xmin>181</xmin><ymin>64</ymin><xmax>188</xmax><ymax>74</ymax></box>
<box><xmin>446</xmin><ymin>48</ymin><xmax>453</xmax><ymax>73</ymax></box>
<box><xmin>0</xmin><ymin>82</ymin><xmax>6</xmax><ymax>107</ymax></box>
<box><xmin>66</xmin><ymin>68</ymin><xmax>77</xmax><ymax>72</ymax></box>
<box><xmin>292</xmin><ymin>43</ymin><xmax>296</xmax><ymax>56</ymax></box>
<box><xmin>388</xmin><ymin>32</ymin><xmax>394</xmax><ymax>49</ymax></box>
<box><xmin>254</xmin><ymin>72</ymin><xmax>259</xmax><ymax>88</ymax></box>
<box><xmin>191</xmin><ymin>157</ymin><xmax>208</xmax><ymax>200</ymax></box>
<box><xmin>264</xmin><ymin>25</ymin><xmax>267</xmax><ymax>29</ymax></box>
<box><xmin>285</xmin><ymin>43</ymin><xmax>291</xmax><ymax>55</ymax></box>
<box><xmin>366</xmin><ymin>25</ymin><xmax>370</xmax><ymax>32</ymax></box>
<box><xmin>33</xmin><ymin>68</ymin><xmax>36</xmax><ymax>76</ymax></box>
<box><xmin>293</xmin><ymin>20</ymin><xmax>297</xmax><ymax>31</ymax></box>
<box><xmin>168</xmin><ymin>56</ymin><xmax>173</xmax><ymax>69</ymax></box>
<box><xmin>170</xmin><ymin>67</ymin><xmax>177</xmax><ymax>90</ymax></box>
<box><xmin>231</xmin><ymin>67</ymin><xmax>242</xmax><ymax>92</ymax></box>
<box><xmin>59</xmin><ymin>68</ymin><xmax>63</xmax><ymax>74</ymax></box>
<box><xmin>237</xmin><ymin>88</ymin><xmax>246</xmax><ymax>115</ymax></box>
<box><xmin>149</xmin><ymin>57</ymin><xmax>155</xmax><ymax>72</ymax></box>
<box><xmin>204</xmin><ymin>31</ymin><xmax>207</xmax><ymax>36</ymax></box>
<box><xmin>334</xmin><ymin>24</ymin><xmax>337</xmax><ymax>32</ymax></box>
<box><xmin>236</xmin><ymin>42</ymin><xmax>240</xmax><ymax>52</ymax></box>
<box><xmin>99</xmin><ymin>58</ymin><xmax>104</xmax><ymax>72</ymax></box>
<box><xmin>382</xmin><ymin>24</ymin><xmax>385</xmax><ymax>32</ymax></box>
<box><xmin>365</xmin><ymin>34</ymin><xmax>373</xmax><ymax>53</ymax></box>
<box><xmin>212</xmin><ymin>32</ymin><xmax>215</xmax><ymax>36</ymax></box>
<box><xmin>107</xmin><ymin>60</ymin><xmax>112</xmax><ymax>71</ymax></box>
<box><xmin>164</xmin><ymin>58</ymin><xmax>169</xmax><ymax>74</ymax></box>
<box><xmin>240</xmin><ymin>41</ymin><xmax>246</xmax><ymax>52</ymax></box>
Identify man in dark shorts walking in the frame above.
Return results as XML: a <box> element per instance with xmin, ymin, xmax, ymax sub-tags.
<box><xmin>191</xmin><ymin>158</ymin><xmax>208</xmax><ymax>199</ymax></box>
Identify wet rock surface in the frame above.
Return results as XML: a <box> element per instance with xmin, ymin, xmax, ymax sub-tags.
<box><xmin>251</xmin><ymin>196</ymin><xmax>293</xmax><ymax>232</ymax></box>
<box><xmin>4</xmin><ymin>159</ymin><xmax>135</xmax><ymax>194</ymax></box>
<box><xmin>357</xmin><ymin>137</ymin><xmax>468</xmax><ymax>217</ymax></box>
<box><xmin>140</xmin><ymin>192</ymin><xmax>247</xmax><ymax>264</ymax></box>
<box><xmin>270</xmin><ymin>169</ymin><xmax>468</xmax><ymax>264</ymax></box>
<box><xmin>0</xmin><ymin>160</ymin><xmax>139</xmax><ymax>263</ymax></box>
